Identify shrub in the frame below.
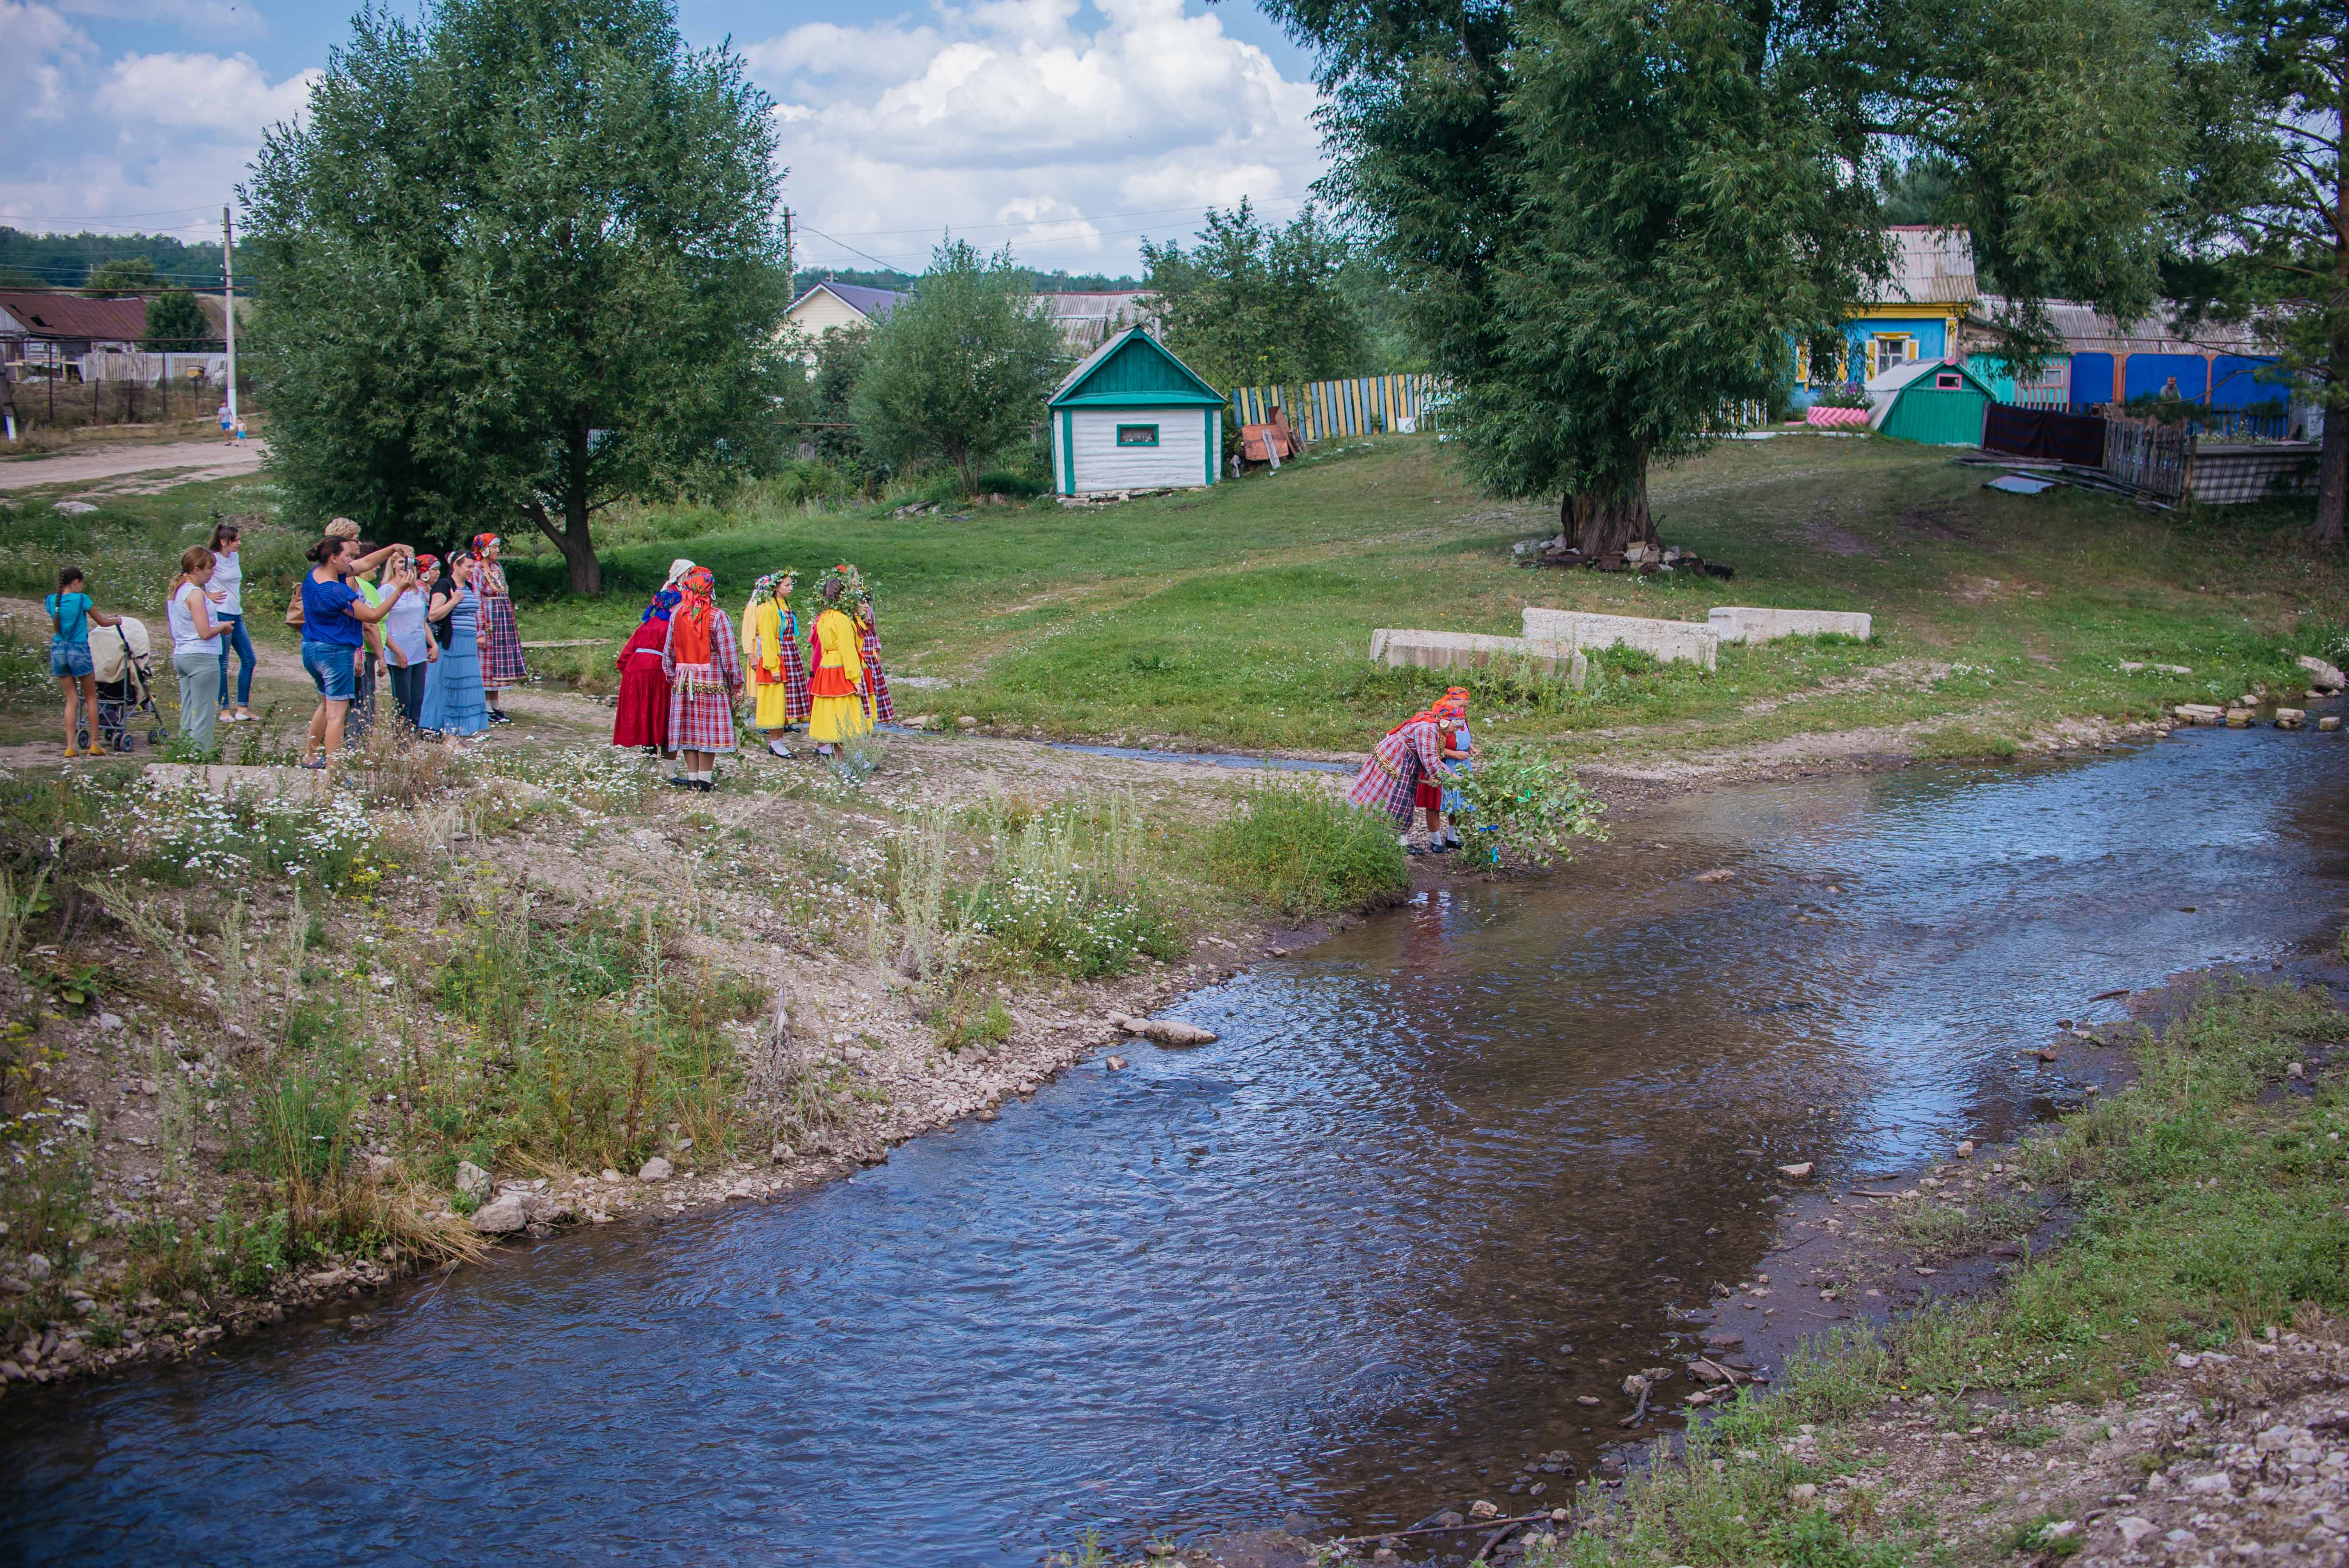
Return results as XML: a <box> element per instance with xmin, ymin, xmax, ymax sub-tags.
<box><xmin>974</xmin><ymin>468</ymin><xmax>1048</xmax><ymax>498</ymax></box>
<box><xmin>1205</xmin><ymin>784</ymin><xmax>1409</xmax><ymax>916</ymax></box>
<box><xmin>1452</xmin><ymin>742</ymin><xmax>1608</xmax><ymax>872</ymax></box>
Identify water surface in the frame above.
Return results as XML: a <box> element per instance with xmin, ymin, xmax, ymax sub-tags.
<box><xmin>7</xmin><ymin>728</ymin><xmax>2348</xmax><ymax>1564</ymax></box>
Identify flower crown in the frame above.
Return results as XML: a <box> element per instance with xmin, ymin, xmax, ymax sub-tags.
<box><xmin>820</xmin><ymin>562</ymin><xmax>866</xmax><ymax>605</ymax></box>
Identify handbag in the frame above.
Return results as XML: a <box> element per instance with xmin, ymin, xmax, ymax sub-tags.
<box><xmin>286</xmin><ymin>581</ymin><xmax>305</xmax><ymax>628</ymax></box>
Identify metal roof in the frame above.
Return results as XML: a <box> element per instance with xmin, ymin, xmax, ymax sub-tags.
<box><xmin>1861</xmin><ymin>226</ymin><xmax>1977</xmax><ymax>307</ymax></box>
<box><xmin>1049</xmin><ymin>326</ymin><xmax>1222</xmax><ymax>408</ymax></box>
<box><xmin>792</xmin><ymin>281</ymin><xmax>907</xmax><ymax>321</ymax></box>
<box><xmin>0</xmin><ymin>292</ymin><xmax>151</xmax><ymax>340</ymax></box>
<box><xmin>1970</xmin><ymin>294</ymin><xmax>2267</xmax><ymax>356</ymax></box>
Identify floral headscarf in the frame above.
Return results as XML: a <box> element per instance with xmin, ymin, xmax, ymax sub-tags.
<box><xmin>642</xmin><ymin>586</ymin><xmax>683</xmax><ymax>624</ymax></box>
<box><xmin>1432</xmin><ymin>688</ymin><xmax>1470</xmax><ymax>719</ymax></box>
<box><xmin>670</xmin><ymin>566</ymin><xmax>717</xmax><ymax>664</ymax></box>
<box><xmin>413</xmin><ymin>554</ymin><xmax>440</xmax><ymax>582</ymax></box>
<box><xmin>471</xmin><ymin>533</ymin><xmax>500</xmax><ymax>555</ymax></box>
<box><xmin>747</xmin><ymin>570</ymin><xmax>796</xmax><ymax>608</ymax></box>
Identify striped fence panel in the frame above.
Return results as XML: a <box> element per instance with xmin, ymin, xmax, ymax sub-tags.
<box><xmin>1229</xmin><ymin>374</ymin><xmax>1447</xmax><ymax>442</ymax></box>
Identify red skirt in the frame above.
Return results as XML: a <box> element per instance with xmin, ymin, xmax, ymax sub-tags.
<box><xmin>614</xmin><ymin>650</ymin><xmax>669</xmax><ymax>748</ymax></box>
<box><xmin>1414</xmin><ymin>779</ymin><xmax>1444</xmax><ymax>812</ymax></box>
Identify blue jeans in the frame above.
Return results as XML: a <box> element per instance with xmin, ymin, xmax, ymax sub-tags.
<box><xmin>301</xmin><ymin>639</ymin><xmax>359</xmax><ymax>701</ymax></box>
<box><xmin>215</xmin><ymin>614</ymin><xmax>255</xmax><ymax>707</ymax></box>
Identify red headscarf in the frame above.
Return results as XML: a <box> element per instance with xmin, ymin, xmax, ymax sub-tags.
<box><xmin>670</xmin><ymin>566</ymin><xmax>717</xmax><ymax>664</ymax></box>
<box><xmin>1433</xmin><ymin>687</ymin><xmax>1470</xmax><ymax>718</ymax></box>
<box><xmin>471</xmin><ymin>533</ymin><xmax>499</xmax><ymax>554</ymax></box>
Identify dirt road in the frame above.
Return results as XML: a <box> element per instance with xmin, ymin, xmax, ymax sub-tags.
<box><xmin>0</xmin><ymin>439</ymin><xmax>265</xmax><ymax>492</ymax></box>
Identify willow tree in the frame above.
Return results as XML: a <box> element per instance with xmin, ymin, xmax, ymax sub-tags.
<box><xmin>1261</xmin><ymin>0</ymin><xmax>2179</xmax><ymax>556</ymax></box>
<box><xmin>244</xmin><ymin>0</ymin><xmax>792</xmax><ymax>592</ymax></box>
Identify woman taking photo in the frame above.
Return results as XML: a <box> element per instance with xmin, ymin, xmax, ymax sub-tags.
<box><xmin>298</xmin><ymin>535</ymin><xmax>413</xmax><ymax>767</ymax></box>
<box><xmin>378</xmin><ymin>545</ymin><xmax>436</xmax><ymax>733</ymax></box>
<box><xmin>166</xmin><ymin>546</ymin><xmax>230</xmax><ymax>757</ymax></box>
<box><xmin>418</xmin><ymin>552</ymin><xmax>491</xmax><ymax>739</ymax></box>
<box><xmin>205</xmin><ymin>520</ymin><xmax>257</xmax><ymax>724</ymax></box>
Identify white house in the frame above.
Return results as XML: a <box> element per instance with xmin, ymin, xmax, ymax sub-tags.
<box><xmin>1048</xmin><ymin>327</ymin><xmax>1224</xmax><ymax>496</ymax></box>
<box><xmin>783</xmin><ymin>281</ymin><xmax>907</xmax><ymax>338</ymax></box>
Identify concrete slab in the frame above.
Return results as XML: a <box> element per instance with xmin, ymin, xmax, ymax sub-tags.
<box><xmin>1518</xmin><ymin>607</ymin><xmax>1719</xmax><ymax>670</ymax></box>
<box><xmin>1707</xmin><ymin>606</ymin><xmax>1873</xmax><ymax>644</ymax></box>
<box><xmin>144</xmin><ymin>762</ymin><xmax>331</xmax><ymax>800</ymax></box>
<box><xmin>1369</xmin><ymin>629</ymin><xmax>1587</xmax><ymax>686</ymax></box>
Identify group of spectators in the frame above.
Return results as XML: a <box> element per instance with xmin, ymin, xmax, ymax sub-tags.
<box><xmin>44</xmin><ymin>520</ymin><xmax>526</xmax><ymax>765</ymax></box>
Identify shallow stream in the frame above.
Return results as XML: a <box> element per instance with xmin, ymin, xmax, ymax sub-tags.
<box><xmin>8</xmin><ymin>727</ymin><xmax>2349</xmax><ymax>1564</ymax></box>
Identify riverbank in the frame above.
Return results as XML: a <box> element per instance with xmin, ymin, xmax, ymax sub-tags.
<box><xmin>1275</xmin><ymin>974</ymin><xmax>2349</xmax><ymax>1568</ymax></box>
<box><xmin>0</xmin><ymin>716</ymin><xmax>1414</xmax><ymax>1394</ymax></box>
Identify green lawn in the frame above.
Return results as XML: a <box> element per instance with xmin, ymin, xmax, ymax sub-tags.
<box><xmin>6</xmin><ymin>431</ymin><xmax>2345</xmax><ymax>759</ymax></box>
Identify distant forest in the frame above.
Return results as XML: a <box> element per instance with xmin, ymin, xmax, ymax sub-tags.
<box><xmin>0</xmin><ymin>229</ymin><xmax>227</xmax><ymax>291</ymax></box>
<box><xmin>790</xmin><ymin>265</ymin><xmax>1142</xmax><ymax>297</ymax></box>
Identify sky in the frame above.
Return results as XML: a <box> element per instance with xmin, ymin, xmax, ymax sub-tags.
<box><xmin>2</xmin><ymin>0</ymin><xmax>1331</xmax><ymax>281</ymax></box>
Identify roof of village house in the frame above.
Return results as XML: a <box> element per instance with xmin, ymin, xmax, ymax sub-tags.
<box><xmin>0</xmin><ymin>292</ymin><xmax>151</xmax><ymax>340</ymax></box>
<box><xmin>1969</xmin><ymin>294</ymin><xmax>2268</xmax><ymax>356</ymax></box>
<box><xmin>1865</xmin><ymin>226</ymin><xmax>1977</xmax><ymax>308</ymax></box>
<box><xmin>1050</xmin><ymin>325</ymin><xmax>1222</xmax><ymax>408</ymax></box>
<box><xmin>791</xmin><ymin>281</ymin><xmax>907</xmax><ymax>321</ymax></box>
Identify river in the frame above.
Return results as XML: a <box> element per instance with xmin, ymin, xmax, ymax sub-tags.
<box><xmin>5</xmin><ymin>726</ymin><xmax>2347</xmax><ymax>1564</ymax></box>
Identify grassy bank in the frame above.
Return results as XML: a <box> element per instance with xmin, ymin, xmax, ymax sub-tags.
<box><xmin>1508</xmin><ymin>978</ymin><xmax>2349</xmax><ymax>1568</ymax></box>
<box><xmin>6</xmin><ymin>431</ymin><xmax>2345</xmax><ymax>765</ymax></box>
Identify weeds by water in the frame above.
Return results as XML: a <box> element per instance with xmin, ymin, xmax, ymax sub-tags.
<box><xmin>1203</xmin><ymin>782</ymin><xmax>1407</xmax><ymax>916</ymax></box>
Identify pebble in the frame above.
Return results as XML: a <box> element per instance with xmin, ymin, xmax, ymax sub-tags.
<box><xmin>2117</xmin><ymin>1516</ymin><xmax>2158</xmax><ymax>1546</ymax></box>
<box><xmin>638</xmin><ymin>1156</ymin><xmax>673</xmax><ymax>1182</ymax></box>
<box><xmin>1468</xmin><ymin>1500</ymin><xmax>1498</xmax><ymax>1520</ymax></box>
<box><xmin>1105</xmin><ymin>1055</ymin><xmax>1128</xmax><ymax>1071</ymax></box>
<box><xmin>455</xmin><ymin>1161</ymin><xmax>490</xmax><ymax>1198</ymax></box>
<box><xmin>1776</xmin><ymin>1161</ymin><xmax>1814</xmax><ymax>1178</ymax></box>
<box><xmin>23</xmin><ymin>1254</ymin><xmax>51</xmax><ymax>1283</ymax></box>
<box><xmin>1956</xmin><ymin>1140</ymin><xmax>1975</xmax><ymax>1158</ymax></box>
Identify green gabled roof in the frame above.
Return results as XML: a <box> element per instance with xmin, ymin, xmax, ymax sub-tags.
<box><xmin>1048</xmin><ymin>327</ymin><xmax>1225</xmax><ymax>408</ymax></box>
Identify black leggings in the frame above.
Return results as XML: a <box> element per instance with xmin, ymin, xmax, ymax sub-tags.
<box><xmin>388</xmin><ymin>661</ymin><xmax>428</xmax><ymax>730</ymax></box>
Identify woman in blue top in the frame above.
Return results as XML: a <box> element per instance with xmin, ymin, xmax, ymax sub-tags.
<box><xmin>47</xmin><ymin>566</ymin><xmax>122</xmax><ymax>760</ymax></box>
<box><xmin>417</xmin><ymin>552</ymin><xmax>491</xmax><ymax>738</ymax></box>
<box><xmin>298</xmin><ymin>535</ymin><xmax>414</xmax><ymax>767</ymax></box>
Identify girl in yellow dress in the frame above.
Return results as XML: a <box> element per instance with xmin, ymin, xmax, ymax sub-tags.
<box><xmin>805</xmin><ymin>565</ymin><xmax>873</xmax><ymax>760</ymax></box>
<box><xmin>741</xmin><ymin>570</ymin><xmax>803</xmax><ymax>758</ymax></box>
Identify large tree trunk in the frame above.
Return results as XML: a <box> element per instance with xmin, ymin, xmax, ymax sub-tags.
<box><xmin>2322</xmin><ymin>73</ymin><xmax>2349</xmax><ymax>547</ymax></box>
<box><xmin>1557</xmin><ymin>471</ymin><xmax>1660</xmax><ymax>559</ymax></box>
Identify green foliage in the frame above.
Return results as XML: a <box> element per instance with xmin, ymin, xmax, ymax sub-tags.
<box><xmin>139</xmin><ymin>289</ymin><xmax>216</xmax><ymax>352</ymax></box>
<box><xmin>1140</xmin><ymin>199</ymin><xmax>1368</xmax><ymax>390</ymax></box>
<box><xmin>428</xmin><ymin>900</ymin><xmax>752</xmax><ymax>1170</ymax></box>
<box><xmin>81</xmin><ymin>256</ymin><xmax>164</xmax><ymax>297</ymax></box>
<box><xmin>1453</xmin><ymin>741</ymin><xmax>1608</xmax><ymax>872</ymax></box>
<box><xmin>965</xmin><ymin>802</ymin><xmax>1184</xmax><ymax>979</ymax></box>
<box><xmin>0</xmin><ymin>227</ymin><xmax>222</xmax><ymax>293</ymax></box>
<box><xmin>1204</xmin><ymin>783</ymin><xmax>1410</xmax><ymax>916</ymax></box>
<box><xmin>242</xmin><ymin>0</ymin><xmax>794</xmax><ymax>590</ymax></box>
<box><xmin>851</xmin><ymin>238</ymin><xmax>1069</xmax><ymax>494</ymax></box>
<box><xmin>936</xmin><ymin>998</ymin><xmax>1013</xmax><ymax>1053</ymax></box>
<box><xmin>1272</xmin><ymin>0</ymin><xmax>2177</xmax><ymax>530</ymax></box>
<box><xmin>800</xmin><ymin>321</ymin><xmax>874</xmax><ymax>475</ymax></box>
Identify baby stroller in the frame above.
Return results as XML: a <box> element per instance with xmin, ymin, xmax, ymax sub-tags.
<box><xmin>88</xmin><ymin>618</ymin><xmax>169</xmax><ymax>754</ymax></box>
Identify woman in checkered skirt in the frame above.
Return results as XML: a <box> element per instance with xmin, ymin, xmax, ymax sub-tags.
<box><xmin>741</xmin><ymin>570</ymin><xmax>808</xmax><ymax>758</ymax></box>
<box><xmin>1346</xmin><ymin>704</ymin><xmax>1458</xmax><ymax>852</ymax></box>
<box><xmin>856</xmin><ymin>590</ymin><xmax>894</xmax><ymax>727</ymax></box>
<box><xmin>471</xmin><ymin>533</ymin><xmax>528</xmax><ymax>723</ymax></box>
<box><xmin>659</xmin><ymin>566</ymin><xmax>740</xmax><ymax>791</ymax></box>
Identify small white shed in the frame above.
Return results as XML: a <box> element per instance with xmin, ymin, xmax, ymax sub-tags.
<box><xmin>1048</xmin><ymin>327</ymin><xmax>1224</xmax><ymax>496</ymax></box>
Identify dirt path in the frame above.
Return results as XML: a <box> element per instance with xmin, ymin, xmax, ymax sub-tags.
<box><xmin>0</xmin><ymin>440</ymin><xmax>265</xmax><ymax>493</ymax></box>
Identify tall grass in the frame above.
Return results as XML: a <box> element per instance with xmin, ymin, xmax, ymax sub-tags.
<box><xmin>1204</xmin><ymin>783</ymin><xmax>1409</xmax><ymax>917</ymax></box>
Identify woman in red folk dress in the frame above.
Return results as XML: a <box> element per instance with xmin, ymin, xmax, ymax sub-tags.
<box><xmin>1346</xmin><ymin>702</ymin><xmax>1459</xmax><ymax>854</ymax></box>
<box><xmin>659</xmin><ymin>566</ymin><xmax>741</xmax><ymax>791</ymax></box>
<box><xmin>611</xmin><ymin>571</ymin><xmax>688</xmax><ymax>754</ymax></box>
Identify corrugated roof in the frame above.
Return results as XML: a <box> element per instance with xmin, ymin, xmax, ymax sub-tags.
<box><xmin>0</xmin><ymin>292</ymin><xmax>150</xmax><ymax>340</ymax></box>
<box><xmin>1971</xmin><ymin>294</ymin><xmax>2267</xmax><ymax>356</ymax></box>
<box><xmin>1865</xmin><ymin>226</ymin><xmax>1977</xmax><ymax>307</ymax></box>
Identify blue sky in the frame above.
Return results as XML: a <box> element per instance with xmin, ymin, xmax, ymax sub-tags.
<box><xmin>4</xmin><ymin>0</ymin><xmax>1329</xmax><ymax>277</ymax></box>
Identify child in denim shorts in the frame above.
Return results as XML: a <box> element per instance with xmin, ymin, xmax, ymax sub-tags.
<box><xmin>47</xmin><ymin>567</ymin><xmax>122</xmax><ymax>760</ymax></box>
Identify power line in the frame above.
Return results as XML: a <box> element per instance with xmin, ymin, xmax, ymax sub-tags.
<box><xmin>812</xmin><ymin>195</ymin><xmax>1305</xmax><ymax>241</ymax></box>
<box><xmin>0</xmin><ymin>206</ymin><xmax>222</xmax><ymax>222</ymax></box>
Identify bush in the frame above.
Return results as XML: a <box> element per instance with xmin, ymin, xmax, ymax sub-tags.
<box><xmin>1452</xmin><ymin>741</ymin><xmax>1608</xmax><ymax>873</ymax></box>
<box><xmin>974</xmin><ymin>469</ymin><xmax>1049</xmax><ymax>498</ymax></box>
<box><xmin>964</xmin><ymin>797</ymin><xmax>1183</xmax><ymax>978</ymax></box>
<box><xmin>1205</xmin><ymin>783</ymin><xmax>1409</xmax><ymax>916</ymax></box>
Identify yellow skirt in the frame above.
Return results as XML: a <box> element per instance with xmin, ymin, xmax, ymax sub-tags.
<box><xmin>808</xmin><ymin>692</ymin><xmax>872</xmax><ymax>744</ymax></box>
<box><xmin>753</xmin><ymin>681</ymin><xmax>794</xmax><ymax>730</ymax></box>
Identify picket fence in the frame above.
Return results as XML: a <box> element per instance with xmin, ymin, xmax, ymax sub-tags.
<box><xmin>1228</xmin><ymin>374</ymin><xmax>1446</xmax><ymax>441</ymax></box>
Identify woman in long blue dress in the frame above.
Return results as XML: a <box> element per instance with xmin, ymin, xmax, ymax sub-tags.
<box><xmin>418</xmin><ymin>554</ymin><xmax>491</xmax><ymax>737</ymax></box>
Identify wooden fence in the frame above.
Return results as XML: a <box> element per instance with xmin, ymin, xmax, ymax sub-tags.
<box><xmin>1229</xmin><ymin>374</ymin><xmax>1446</xmax><ymax>441</ymax></box>
<box><xmin>2102</xmin><ymin>415</ymin><xmax>2194</xmax><ymax>502</ymax></box>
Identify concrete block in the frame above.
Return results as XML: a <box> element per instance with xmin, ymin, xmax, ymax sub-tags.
<box><xmin>1519</xmin><ymin>607</ymin><xmax>1719</xmax><ymax>670</ymax></box>
<box><xmin>1708</xmin><ymin>606</ymin><xmax>1873</xmax><ymax>645</ymax></box>
<box><xmin>1370</xmin><ymin>629</ymin><xmax>1587</xmax><ymax>686</ymax></box>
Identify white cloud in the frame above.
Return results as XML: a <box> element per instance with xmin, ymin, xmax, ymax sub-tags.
<box><xmin>0</xmin><ymin>24</ymin><xmax>314</xmax><ymax>238</ymax></box>
<box><xmin>752</xmin><ymin>0</ymin><xmax>1324</xmax><ymax>275</ymax></box>
<box><xmin>95</xmin><ymin>51</ymin><xmax>315</xmax><ymax>132</ymax></box>
<box><xmin>57</xmin><ymin>0</ymin><xmax>264</xmax><ymax>40</ymax></box>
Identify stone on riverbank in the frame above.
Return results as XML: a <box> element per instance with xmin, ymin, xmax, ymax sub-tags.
<box><xmin>455</xmin><ymin>1161</ymin><xmax>490</xmax><ymax>1199</ymax></box>
<box><xmin>2175</xmin><ymin>704</ymin><xmax>2223</xmax><ymax>725</ymax></box>
<box><xmin>2277</xmin><ymin>708</ymin><xmax>2306</xmax><ymax>729</ymax></box>
<box><xmin>470</xmin><ymin>1199</ymin><xmax>527</xmax><ymax>1235</ymax></box>
<box><xmin>1109</xmin><ymin>1014</ymin><xmax>1217</xmax><ymax>1046</ymax></box>
<box><xmin>2298</xmin><ymin>654</ymin><xmax>2345</xmax><ymax>692</ymax></box>
<box><xmin>638</xmin><ymin>1156</ymin><xmax>673</xmax><ymax>1182</ymax></box>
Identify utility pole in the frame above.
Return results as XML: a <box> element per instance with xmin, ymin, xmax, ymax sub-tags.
<box><xmin>222</xmin><ymin>204</ymin><xmax>239</xmax><ymax>441</ymax></box>
<box><xmin>783</xmin><ymin>207</ymin><xmax>793</xmax><ymax>296</ymax></box>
